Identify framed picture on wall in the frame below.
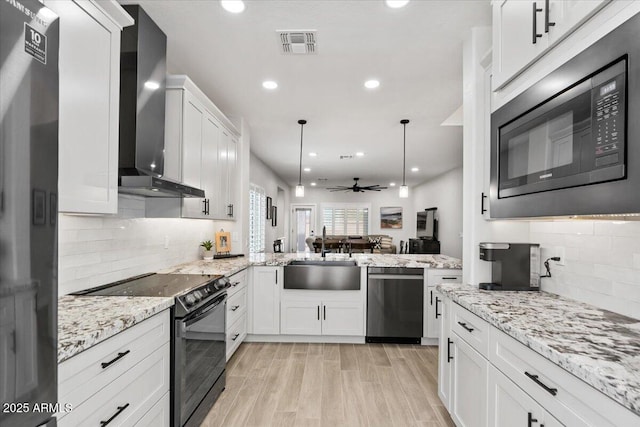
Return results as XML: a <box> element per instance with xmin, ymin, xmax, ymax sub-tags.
<box><xmin>215</xmin><ymin>231</ymin><xmax>231</xmax><ymax>254</ymax></box>
<box><xmin>266</xmin><ymin>196</ymin><xmax>272</xmax><ymax>219</ymax></box>
<box><xmin>272</xmin><ymin>206</ymin><xmax>277</xmax><ymax>227</ymax></box>
<box><xmin>380</xmin><ymin>206</ymin><xmax>403</xmax><ymax>229</ymax></box>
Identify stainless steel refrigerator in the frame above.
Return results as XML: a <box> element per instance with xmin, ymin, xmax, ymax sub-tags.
<box><xmin>0</xmin><ymin>0</ymin><xmax>59</xmax><ymax>426</ymax></box>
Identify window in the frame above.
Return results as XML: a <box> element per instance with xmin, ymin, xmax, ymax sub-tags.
<box><xmin>322</xmin><ymin>204</ymin><xmax>369</xmax><ymax>235</ymax></box>
<box><xmin>249</xmin><ymin>184</ymin><xmax>266</xmax><ymax>253</ymax></box>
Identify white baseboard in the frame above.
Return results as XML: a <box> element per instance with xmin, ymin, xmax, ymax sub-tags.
<box><xmin>245</xmin><ymin>334</ymin><xmax>366</xmax><ymax>344</ymax></box>
<box><xmin>421</xmin><ymin>337</ymin><xmax>438</xmax><ymax>346</ymax></box>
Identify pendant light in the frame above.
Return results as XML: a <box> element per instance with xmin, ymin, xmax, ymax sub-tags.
<box><xmin>399</xmin><ymin>119</ymin><xmax>410</xmax><ymax>198</ymax></box>
<box><xmin>295</xmin><ymin>119</ymin><xmax>307</xmax><ymax>197</ymax></box>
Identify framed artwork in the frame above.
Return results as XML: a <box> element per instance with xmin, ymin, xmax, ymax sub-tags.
<box><xmin>271</xmin><ymin>206</ymin><xmax>277</xmax><ymax>227</ymax></box>
<box><xmin>266</xmin><ymin>196</ymin><xmax>272</xmax><ymax>219</ymax></box>
<box><xmin>215</xmin><ymin>231</ymin><xmax>231</xmax><ymax>254</ymax></box>
<box><xmin>380</xmin><ymin>206</ymin><xmax>403</xmax><ymax>229</ymax></box>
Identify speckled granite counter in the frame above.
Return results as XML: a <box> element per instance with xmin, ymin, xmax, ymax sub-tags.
<box><xmin>58</xmin><ymin>295</ymin><xmax>174</xmax><ymax>363</ymax></box>
<box><xmin>159</xmin><ymin>253</ymin><xmax>462</xmax><ymax>275</ymax></box>
<box><xmin>437</xmin><ymin>283</ymin><xmax>640</xmax><ymax>416</ymax></box>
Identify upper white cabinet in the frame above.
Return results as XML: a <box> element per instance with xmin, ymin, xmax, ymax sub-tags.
<box><xmin>51</xmin><ymin>0</ymin><xmax>133</xmax><ymax>214</ymax></box>
<box><xmin>492</xmin><ymin>0</ymin><xmax>609</xmax><ymax>90</ymax></box>
<box><xmin>164</xmin><ymin>75</ymin><xmax>240</xmax><ymax>220</ymax></box>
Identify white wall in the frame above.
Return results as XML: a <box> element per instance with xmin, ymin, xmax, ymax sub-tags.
<box><xmin>412</xmin><ymin>167</ymin><xmax>463</xmax><ymax>258</ymax></box>
<box><xmin>58</xmin><ymin>195</ymin><xmax>226</xmax><ymax>295</ymax></box>
<box><xmin>531</xmin><ymin>220</ymin><xmax>640</xmax><ymax>320</ymax></box>
<box><xmin>294</xmin><ymin>187</ymin><xmax>416</xmax><ymax>250</ymax></box>
<box><xmin>249</xmin><ymin>152</ymin><xmax>291</xmax><ymax>252</ymax></box>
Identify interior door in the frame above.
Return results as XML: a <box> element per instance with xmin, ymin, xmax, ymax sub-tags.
<box><xmin>290</xmin><ymin>205</ymin><xmax>316</xmax><ymax>252</ymax></box>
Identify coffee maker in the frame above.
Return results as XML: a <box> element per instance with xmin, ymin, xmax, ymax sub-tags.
<box><xmin>478</xmin><ymin>243</ymin><xmax>540</xmax><ymax>291</ymax></box>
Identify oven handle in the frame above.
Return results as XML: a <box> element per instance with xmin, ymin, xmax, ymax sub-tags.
<box><xmin>183</xmin><ymin>294</ymin><xmax>226</xmax><ymax>328</ymax></box>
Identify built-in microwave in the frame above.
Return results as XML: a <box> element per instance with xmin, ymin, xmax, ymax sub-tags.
<box><xmin>490</xmin><ymin>12</ymin><xmax>640</xmax><ymax>218</ymax></box>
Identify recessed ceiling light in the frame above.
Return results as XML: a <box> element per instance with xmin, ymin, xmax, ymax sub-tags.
<box><xmin>221</xmin><ymin>0</ymin><xmax>245</xmax><ymax>13</ymax></box>
<box><xmin>309</xmin><ymin>152</ymin><xmax>317</xmax><ymax>157</ymax></box>
<box><xmin>311</xmin><ymin>182</ymin><xmax>317</xmax><ymax>186</ymax></box>
<box><xmin>385</xmin><ymin>0</ymin><xmax>410</xmax><ymax>8</ymax></box>
<box><xmin>355</xmin><ymin>152</ymin><xmax>365</xmax><ymax>157</ymax></box>
<box><xmin>262</xmin><ymin>80</ymin><xmax>278</xmax><ymax>90</ymax></box>
<box><xmin>411</xmin><ymin>167</ymin><xmax>419</xmax><ymax>172</ymax></box>
<box><xmin>389</xmin><ymin>182</ymin><xmax>396</xmax><ymax>187</ymax></box>
<box><xmin>364</xmin><ymin>80</ymin><xmax>380</xmax><ymax>89</ymax></box>
<box><xmin>304</xmin><ymin>167</ymin><xmax>311</xmax><ymax>172</ymax></box>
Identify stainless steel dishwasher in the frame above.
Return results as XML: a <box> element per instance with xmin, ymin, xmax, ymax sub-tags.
<box><xmin>366</xmin><ymin>267</ymin><xmax>424</xmax><ymax>344</ymax></box>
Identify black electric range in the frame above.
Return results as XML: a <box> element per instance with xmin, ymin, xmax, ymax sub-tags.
<box><xmin>75</xmin><ymin>273</ymin><xmax>230</xmax><ymax>427</ymax></box>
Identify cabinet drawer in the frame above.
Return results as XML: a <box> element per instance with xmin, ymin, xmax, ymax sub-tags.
<box><xmin>451</xmin><ymin>303</ymin><xmax>490</xmax><ymax>358</ymax></box>
<box><xmin>227</xmin><ymin>286</ymin><xmax>247</xmax><ymax>327</ymax></box>
<box><xmin>58</xmin><ymin>341</ymin><xmax>170</xmax><ymax>427</ymax></box>
<box><xmin>428</xmin><ymin>272</ymin><xmax>462</xmax><ymax>285</ymax></box>
<box><xmin>226</xmin><ymin>315</ymin><xmax>247</xmax><ymax>361</ymax></box>
<box><xmin>134</xmin><ymin>392</ymin><xmax>169</xmax><ymax>427</ymax></box>
<box><xmin>58</xmin><ymin>311</ymin><xmax>170</xmax><ymax>417</ymax></box>
<box><xmin>490</xmin><ymin>328</ymin><xmax>639</xmax><ymax>427</ymax></box>
<box><xmin>227</xmin><ymin>269</ymin><xmax>248</xmax><ymax>298</ymax></box>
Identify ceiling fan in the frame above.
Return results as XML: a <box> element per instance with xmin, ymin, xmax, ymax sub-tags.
<box><xmin>327</xmin><ymin>177</ymin><xmax>388</xmax><ymax>193</ymax></box>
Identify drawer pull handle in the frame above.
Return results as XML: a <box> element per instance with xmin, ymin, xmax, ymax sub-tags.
<box><xmin>447</xmin><ymin>338</ymin><xmax>453</xmax><ymax>363</ymax></box>
<box><xmin>232</xmin><ymin>333</ymin><xmax>240</xmax><ymax>341</ymax></box>
<box><xmin>231</xmin><ymin>305</ymin><xmax>240</xmax><ymax>311</ymax></box>
<box><xmin>435</xmin><ymin>297</ymin><xmax>441</xmax><ymax>319</ymax></box>
<box><xmin>442</xmin><ymin>277</ymin><xmax>458</xmax><ymax>280</ymax></box>
<box><xmin>101</xmin><ymin>350</ymin><xmax>130</xmax><ymax>369</ymax></box>
<box><xmin>525</xmin><ymin>371</ymin><xmax>558</xmax><ymax>396</ymax></box>
<box><xmin>232</xmin><ymin>281</ymin><xmax>240</xmax><ymax>287</ymax></box>
<box><xmin>457</xmin><ymin>321</ymin><xmax>474</xmax><ymax>333</ymax></box>
<box><xmin>527</xmin><ymin>412</ymin><xmax>538</xmax><ymax>427</ymax></box>
<box><xmin>100</xmin><ymin>403</ymin><xmax>130</xmax><ymax>426</ymax></box>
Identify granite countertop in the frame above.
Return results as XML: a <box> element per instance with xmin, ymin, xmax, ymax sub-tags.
<box><xmin>437</xmin><ymin>283</ymin><xmax>640</xmax><ymax>416</ymax></box>
<box><xmin>159</xmin><ymin>253</ymin><xmax>462</xmax><ymax>275</ymax></box>
<box><xmin>58</xmin><ymin>295</ymin><xmax>174</xmax><ymax>363</ymax></box>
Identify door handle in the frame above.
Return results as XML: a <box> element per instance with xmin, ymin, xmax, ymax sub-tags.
<box><xmin>323</xmin><ymin>305</ymin><xmax>326</xmax><ymax>320</ymax></box>
<box><xmin>447</xmin><ymin>338</ymin><xmax>453</xmax><ymax>363</ymax></box>
<box><xmin>435</xmin><ymin>297</ymin><xmax>441</xmax><ymax>318</ymax></box>
<box><xmin>457</xmin><ymin>321</ymin><xmax>475</xmax><ymax>333</ymax></box>
<box><xmin>231</xmin><ymin>305</ymin><xmax>240</xmax><ymax>311</ymax></box>
<box><xmin>430</xmin><ymin>290</ymin><xmax>433</xmax><ymax>305</ymax></box>
<box><xmin>532</xmin><ymin>2</ymin><xmax>543</xmax><ymax>44</ymax></box>
<box><xmin>317</xmin><ymin>305</ymin><xmax>320</xmax><ymax>320</ymax></box>
<box><xmin>481</xmin><ymin>192</ymin><xmax>487</xmax><ymax>214</ymax></box>
<box><xmin>544</xmin><ymin>0</ymin><xmax>555</xmax><ymax>33</ymax></box>
<box><xmin>525</xmin><ymin>371</ymin><xmax>558</xmax><ymax>396</ymax></box>
<box><xmin>527</xmin><ymin>412</ymin><xmax>538</xmax><ymax>427</ymax></box>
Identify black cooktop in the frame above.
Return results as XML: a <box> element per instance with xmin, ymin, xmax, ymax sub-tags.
<box><xmin>76</xmin><ymin>273</ymin><xmax>223</xmax><ymax>298</ymax></box>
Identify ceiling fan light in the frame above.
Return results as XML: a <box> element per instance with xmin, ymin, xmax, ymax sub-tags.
<box><xmin>295</xmin><ymin>185</ymin><xmax>305</xmax><ymax>197</ymax></box>
<box><xmin>399</xmin><ymin>185</ymin><xmax>409</xmax><ymax>198</ymax></box>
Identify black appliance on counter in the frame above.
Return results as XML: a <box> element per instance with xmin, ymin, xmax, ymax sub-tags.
<box><xmin>0</xmin><ymin>1</ymin><xmax>59</xmax><ymax>426</ymax></box>
<box><xmin>408</xmin><ymin>238</ymin><xmax>440</xmax><ymax>255</ymax></box>
<box><xmin>479</xmin><ymin>243</ymin><xmax>540</xmax><ymax>291</ymax></box>
<box><xmin>76</xmin><ymin>274</ymin><xmax>230</xmax><ymax>427</ymax></box>
<box><xmin>366</xmin><ymin>267</ymin><xmax>424</xmax><ymax>344</ymax></box>
<box><xmin>411</xmin><ymin>208</ymin><xmax>440</xmax><ymax>254</ymax></box>
<box><xmin>490</xmin><ymin>12</ymin><xmax>640</xmax><ymax>218</ymax></box>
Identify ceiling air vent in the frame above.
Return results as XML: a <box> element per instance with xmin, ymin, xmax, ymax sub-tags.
<box><xmin>340</xmin><ymin>155</ymin><xmax>354</xmax><ymax>160</ymax></box>
<box><xmin>277</xmin><ymin>30</ymin><xmax>317</xmax><ymax>54</ymax></box>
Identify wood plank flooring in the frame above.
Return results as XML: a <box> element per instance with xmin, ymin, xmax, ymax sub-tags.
<box><xmin>201</xmin><ymin>343</ymin><xmax>455</xmax><ymax>427</ymax></box>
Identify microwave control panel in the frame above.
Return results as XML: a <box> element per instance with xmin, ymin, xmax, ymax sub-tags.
<box><xmin>593</xmin><ymin>74</ymin><xmax>625</xmax><ymax>167</ymax></box>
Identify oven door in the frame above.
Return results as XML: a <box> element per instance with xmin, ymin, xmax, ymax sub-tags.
<box><xmin>497</xmin><ymin>58</ymin><xmax>626</xmax><ymax>198</ymax></box>
<box><xmin>174</xmin><ymin>293</ymin><xmax>226</xmax><ymax>426</ymax></box>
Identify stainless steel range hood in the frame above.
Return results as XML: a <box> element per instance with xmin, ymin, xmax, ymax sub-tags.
<box><xmin>118</xmin><ymin>5</ymin><xmax>204</xmax><ymax>198</ymax></box>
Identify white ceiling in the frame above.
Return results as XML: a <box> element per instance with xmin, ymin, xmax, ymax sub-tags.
<box><xmin>121</xmin><ymin>0</ymin><xmax>491</xmax><ymax>189</ymax></box>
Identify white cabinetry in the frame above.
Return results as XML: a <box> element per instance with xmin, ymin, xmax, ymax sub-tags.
<box><xmin>424</xmin><ymin>270</ymin><xmax>461</xmax><ymax>338</ymax></box>
<box><xmin>492</xmin><ymin>0</ymin><xmax>609</xmax><ymax>90</ymax></box>
<box><xmin>250</xmin><ymin>267</ymin><xmax>282</xmax><ymax>335</ymax></box>
<box><xmin>437</xmin><ymin>291</ymin><xmax>453</xmax><ymax>411</ymax></box>
<box><xmin>281</xmin><ymin>292</ymin><xmax>364</xmax><ymax>337</ymax></box>
<box><xmin>50</xmin><ymin>0</ymin><xmax>133</xmax><ymax>214</ymax></box>
<box><xmin>57</xmin><ymin>311</ymin><xmax>170</xmax><ymax>427</ymax></box>
<box><xmin>164</xmin><ymin>75</ymin><xmax>240</xmax><ymax>220</ymax></box>
<box><xmin>226</xmin><ymin>269</ymin><xmax>248</xmax><ymax>361</ymax></box>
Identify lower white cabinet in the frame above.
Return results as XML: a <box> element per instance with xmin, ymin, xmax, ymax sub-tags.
<box><xmin>57</xmin><ymin>310</ymin><xmax>170</xmax><ymax>426</ymax></box>
<box><xmin>280</xmin><ymin>296</ymin><xmax>364</xmax><ymax>336</ymax></box>
<box><xmin>251</xmin><ymin>267</ymin><xmax>282</xmax><ymax>335</ymax></box>
<box><xmin>226</xmin><ymin>269</ymin><xmax>248</xmax><ymax>361</ymax></box>
<box><xmin>450</xmin><ymin>334</ymin><xmax>488</xmax><ymax>427</ymax></box>
<box><xmin>425</xmin><ymin>270</ymin><xmax>461</xmax><ymax>338</ymax></box>
<box><xmin>437</xmin><ymin>291</ymin><xmax>452</xmax><ymax>411</ymax></box>
<box><xmin>488</xmin><ymin>365</ymin><xmax>561</xmax><ymax>427</ymax></box>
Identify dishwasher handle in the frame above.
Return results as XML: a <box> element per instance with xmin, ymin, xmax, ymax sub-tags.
<box><xmin>368</xmin><ymin>274</ymin><xmax>424</xmax><ymax>280</ymax></box>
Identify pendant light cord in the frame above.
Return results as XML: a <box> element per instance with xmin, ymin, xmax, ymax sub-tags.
<box><xmin>402</xmin><ymin>122</ymin><xmax>406</xmax><ymax>186</ymax></box>
<box><xmin>298</xmin><ymin>121</ymin><xmax>305</xmax><ymax>185</ymax></box>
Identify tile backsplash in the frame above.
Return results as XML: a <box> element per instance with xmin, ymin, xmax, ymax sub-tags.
<box><xmin>531</xmin><ymin>220</ymin><xmax>640</xmax><ymax>320</ymax></box>
<box><xmin>58</xmin><ymin>196</ymin><xmax>217</xmax><ymax>296</ymax></box>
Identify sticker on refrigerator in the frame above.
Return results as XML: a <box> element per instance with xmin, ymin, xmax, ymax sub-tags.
<box><xmin>24</xmin><ymin>23</ymin><xmax>47</xmax><ymax>64</ymax></box>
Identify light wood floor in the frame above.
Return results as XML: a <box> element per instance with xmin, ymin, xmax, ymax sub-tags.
<box><xmin>201</xmin><ymin>342</ymin><xmax>455</xmax><ymax>427</ymax></box>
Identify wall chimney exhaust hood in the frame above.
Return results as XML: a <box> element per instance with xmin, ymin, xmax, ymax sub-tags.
<box><xmin>118</xmin><ymin>5</ymin><xmax>204</xmax><ymax>198</ymax></box>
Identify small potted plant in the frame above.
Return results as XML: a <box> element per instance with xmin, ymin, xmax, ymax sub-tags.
<box><xmin>200</xmin><ymin>240</ymin><xmax>214</xmax><ymax>260</ymax></box>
